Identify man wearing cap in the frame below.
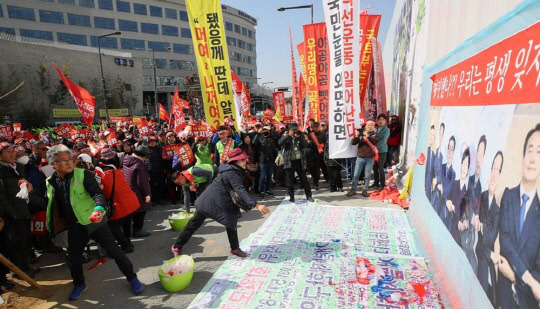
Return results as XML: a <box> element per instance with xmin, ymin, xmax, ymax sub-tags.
<box><xmin>346</xmin><ymin>120</ymin><xmax>380</xmax><ymax>197</ymax></box>
<box><xmin>212</xmin><ymin>125</ymin><xmax>241</xmax><ymax>166</ymax></box>
<box><xmin>173</xmin><ymin>163</ymin><xmax>215</xmax><ymax>213</ymax></box>
<box><xmin>278</xmin><ymin>123</ymin><xmax>314</xmax><ymax>203</ymax></box>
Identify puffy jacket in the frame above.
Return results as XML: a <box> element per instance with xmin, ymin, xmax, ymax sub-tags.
<box><xmin>351</xmin><ymin>131</ymin><xmax>380</xmax><ymax>158</ymax></box>
<box><xmin>194</xmin><ymin>164</ymin><xmax>257</xmax><ymax>229</ymax></box>
<box><xmin>101</xmin><ymin>166</ymin><xmax>139</xmax><ymax>221</ymax></box>
<box><xmin>122</xmin><ymin>155</ymin><xmax>152</xmax><ymax>212</ymax></box>
<box><xmin>252</xmin><ymin>133</ymin><xmax>278</xmax><ymax>163</ymax></box>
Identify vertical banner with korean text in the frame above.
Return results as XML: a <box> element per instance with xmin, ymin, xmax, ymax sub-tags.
<box><xmin>372</xmin><ymin>37</ymin><xmax>387</xmax><ymax>116</ymax></box>
<box><xmin>187</xmin><ymin>0</ymin><xmax>236</xmax><ymax>129</ymax></box>
<box><xmin>324</xmin><ymin>0</ymin><xmax>361</xmax><ymax>158</ymax></box>
<box><xmin>303</xmin><ymin>23</ymin><xmax>329</xmax><ymax>123</ymax></box>
<box><xmin>289</xmin><ymin>27</ymin><xmax>301</xmax><ymax>127</ymax></box>
<box><xmin>297</xmin><ymin>42</ymin><xmax>308</xmax><ymax>129</ymax></box>
<box><xmin>359</xmin><ymin>14</ymin><xmax>381</xmax><ymax>109</ymax></box>
<box><xmin>272</xmin><ymin>92</ymin><xmax>286</xmax><ymax>121</ymax></box>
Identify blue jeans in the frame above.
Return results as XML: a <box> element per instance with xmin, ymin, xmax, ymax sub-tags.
<box><xmin>351</xmin><ymin>157</ymin><xmax>374</xmax><ymax>191</ymax></box>
<box><xmin>259</xmin><ymin>162</ymin><xmax>275</xmax><ymax>192</ymax></box>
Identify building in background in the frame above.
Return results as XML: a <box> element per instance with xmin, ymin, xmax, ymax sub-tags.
<box><xmin>0</xmin><ymin>0</ymin><xmax>257</xmax><ymax>124</ymax></box>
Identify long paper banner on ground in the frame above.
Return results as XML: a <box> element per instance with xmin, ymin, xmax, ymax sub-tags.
<box><xmin>289</xmin><ymin>27</ymin><xmax>301</xmax><ymax>127</ymax></box>
<box><xmin>303</xmin><ymin>22</ymin><xmax>329</xmax><ymax>123</ymax></box>
<box><xmin>324</xmin><ymin>0</ymin><xmax>361</xmax><ymax>159</ymax></box>
<box><xmin>186</xmin><ymin>0</ymin><xmax>236</xmax><ymax>129</ymax></box>
<box><xmin>359</xmin><ymin>14</ymin><xmax>382</xmax><ymax>108</ymax></box>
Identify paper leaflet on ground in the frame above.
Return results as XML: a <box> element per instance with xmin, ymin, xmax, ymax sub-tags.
<box><xmin>188</xmin><ymin>201</ymin><xmax>444</xmax><ymax>308</ymax></box>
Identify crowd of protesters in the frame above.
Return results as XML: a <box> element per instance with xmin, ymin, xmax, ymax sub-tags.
<box><xmin>0</xmin><ymin>114</ymin><xmax>400</xmax><ymax>300</ymax></box>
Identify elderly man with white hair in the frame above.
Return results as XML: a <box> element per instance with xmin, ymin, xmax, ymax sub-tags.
<box><xmin>346</xmin><ymin>120</ymin><xmax>380</xmax><ymax>197</ymax></box>
<box><xmin>45</xmin><ymin>144</ymin><xmax>143</xmax><ymax>301</ymax></box>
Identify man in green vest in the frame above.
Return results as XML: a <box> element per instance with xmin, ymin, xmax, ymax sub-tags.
<box><xmin>212</xmin><ymin>125</ymin><xmax>240</xmax><ymax>166</ymax></box>
<box><xmin>45</xmin><ymin>145</ymin><xmax>143</xmax><ymax>301</ymax></box>
<box><xmin>173</xmin><ymin>164</ymin><xmax>215</xmax><ymax>213</ymax></box>
<box><xmin>193</xmin><ymin>136</ymin><xmax>214</xmax><ymax>165</ymax></box>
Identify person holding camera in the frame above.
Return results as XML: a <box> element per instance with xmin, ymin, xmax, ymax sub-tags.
<box><xmin>253</xmin><ymin>125</ymin><xmax>278</xmax><ymax>198</ymax></box>
<box><xmin>346</xmin><ymin>120</ymin><xmax>380</xmax><ymax>197</ymax></box>
<box><xmin>278</xmin><ymin>123</ymin><xmax>314</xmax><ymax>203</ymax></box>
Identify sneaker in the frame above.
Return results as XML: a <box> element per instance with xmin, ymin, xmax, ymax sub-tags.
<box><xmin>171</xmin><ymin>245</ymin><xmax>182</xmax><ymax>257</ymax></box>
<box><xmin>330</xmin><ymin>187</ymin><xmax>338</xmax><ymax>192</ymax></box>
<box><xmin>346</xmin><ymin>190</ymin><xmax>356</xmax><ymax>197</ymax></box>
<box><xmin>69</xmin><ymin>284</ymin><xmax>87</xmax><ymax>300</ymax></box>
<box><xmin>362</xmin><ymin>190</ymin><xmax>370</xmax><ymax>197</ymax></box>
<box><xmin>230</xmin><ymin>248</ymin><xmax>248</xmax><ymax>258</ymax></box>
<box><xmin>133</xmin><ymin>229</ymin><xmax>151</xmax><ymax>238</ymax></box>
<box><xmin>265</xmin><ymin>191</ymin><xmax>274</xmax><ymax>196</ymax></box>
<box><xmin>307</xmin><ymin>197</ymin><xmax>315</xmax><ymax>203</ymax></box>
<box><xmin>129</xmin><ymin>278</ymin><xmax>144</xmax><ymax>295</ymax></box>
<box><xmin>122</xmin><ymin>245</ymin><xmax>135</xmax><ymax>254</ymax></box>
<box><xmin>259</xmin><ymin>193</ymin><xmax>265</xmax><ymax>199</ymax></box>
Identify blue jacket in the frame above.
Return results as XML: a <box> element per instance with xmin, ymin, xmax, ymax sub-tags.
<box><xmin>376</xmin><ymin>125</ymin><xmax>390</xmax><ymax>153</ymax></box>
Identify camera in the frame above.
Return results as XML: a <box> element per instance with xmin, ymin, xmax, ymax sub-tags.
<box><xmin>357</xmin><ymin>127</ymin><xmax>365</xmax><ymax>135</ymax></box>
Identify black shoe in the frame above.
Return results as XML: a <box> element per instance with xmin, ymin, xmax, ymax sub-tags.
<box><xmin>315</xmin><ymin>185</ymin><xmax>319</xmax><ymax>191</ymax></box>
<box><xmin>122</xmin><ymin>245</ymin><xmax>134</xmax><ymax>254</ymax></box>
<box><xmin>338</xmin><ymin>187</ymin><xmax>344</xmax><ymax>192</ymax></box>
<box><xmin>290</xmin><ymin>196</ymin><xmax>295</xmax><ymax>203</ymax></box>
<box><xmin>28</xmin><ymin>253</ymin><xmax>39</xmax><ymax>265</ymax></box>
<box><xmin>265</xmin><ymin>191</ymin><xmax>274</xmax><ymax>196</ymax></box>
<box><xmin>259</xmin><ymin>193</ymin><xmax>265</xmax><ymax>199</ymax></box>
<box><xmin>330</xmin><ymin>187</ymin><xmax>338</xmax><ymax>192</ymax></box>
<box><xmin>307</xmin><ymin>197</ymin><xmax>315</xmax><ymax>202</ymax></box>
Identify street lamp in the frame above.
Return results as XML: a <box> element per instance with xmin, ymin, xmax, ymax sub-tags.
<box><xmin>151</xmin><ymin>46</ymin><xmax>172</xmax><ymax>119</ymax></box>
<box><xmin>97</xmin><ymin>31</ymin><xmax>121</xmax><ymax>124</ymax></box>
<box><xmin>277</xmin><ymin>5</ymin><xmax>313</xmax><ymax>24</ymax></box>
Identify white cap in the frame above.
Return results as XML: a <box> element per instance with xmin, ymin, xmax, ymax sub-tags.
<box><xmin>77</xmin><ymin>153</ymin><xmax>93</xmax><ymax>165</ymax></box>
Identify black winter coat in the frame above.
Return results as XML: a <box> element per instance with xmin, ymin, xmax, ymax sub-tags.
<box><xmin>278</xmin><ymin>133</ymin><xmax>308</xmax><ymax>170</ymax></box>
<box><xmin>194</xmin><ymin>164</ymin><xmax>257</xmax><ymax>229</ymax></box>
<box><xmin>252</xmin><ymin>133</ymin><xmax>278</xmax><ymax>163</ymax></box>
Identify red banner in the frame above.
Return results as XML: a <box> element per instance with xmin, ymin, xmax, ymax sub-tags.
<box><xmin>175</xmin><ymin>144</ymin><xmax>195</xmax><ymax>168</ymax></box>
<box><xmin>53</xmin><ymin>64</ymin><xmax>95</xmax><ymax>128</ymax></box>
<box><xmin>430</xmin><ymin>21</ymin><xmax>540</xmax><ymax>106</ymax></box>
<box><xmin>297</xmin><ymin>42</ymin><xmax>307</xmax><ymax>127</ymax></box>
<box><xmin>106</xmin><ymin>132</ymin><xmax>119</xmax><ymax>146</ymax></box>
<box><xmin>289</xmin><ymin>27</ymin><xmax>301</xmax><ymax>127</ymax></box>
<box><xmin>372</xmin><ymin>37</ymin><xmax>387</xmax><ymax>116</ymax></box>
<box><xmin>30</xmin><ymin>211</ymin><xmax>47</xmax><ymax>236</ymax></box>
<box><xmin>162</xmin><ymin>144</ymin><xmax>181</xmax><ymax>160</ymax></box>
<box><xmin>272</xmin><ymin>92</ymin><xmax>286</xmax><ymax>119</ymax></box>
<box><xmin>359</xmin><ymin>15</ymin><xmax>381</xmax><ymax>109</ymax></box>
<box><xmin>171</xmin><ymin>97</ymin><xmax>187</xmax><ymax>133</ymax></box>
<box><xmin>12</xmin><ymin>123</ymin><xmax>21</xmax><ymax>132</ymax></box>
<box><xmin>0</xmin><ymin>125</ymin><xmax>13</xmax><ymax>139</ymax></box>
<box><xmin>54</xmin><ymin>123</ymin><xmax>71</xmax><ymax>138</ymax></box>
<box><xmin>264</xmin><ymin>109</ymin><xmax>275</xmax><ymax>119</ymax></box>
<box><xmin>136</xmin><ymin>118</ymin><xmax>151</xmax><ymax>136</ymax></box>
<box><xmin>70</xmin><ymin>129</ymin><xmax>88</xmax><ymax>141</ymax></box>
<box><xmin>282</xmin><ymin>116</ymin><xmax>293</xmax><ymax>124</ymax></box>
<box><xmin>159</xmin><ymin>103</ymin><xmax>170</xmax><ymax>122</ymax></box>
<box><xmin>303</xmin><ymin>22</ymin><xmax>329</xmax><ymax>123</ymax></box>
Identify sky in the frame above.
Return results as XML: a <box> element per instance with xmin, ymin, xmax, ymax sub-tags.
<box><xmin>221</xmin><ymin>0</ymin><xmax>397</xmax><ymax>90</ymax></box>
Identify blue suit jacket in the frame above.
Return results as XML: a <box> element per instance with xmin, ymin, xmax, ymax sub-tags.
<box><xmin>498</xmin><ymin>185</ymin><xmax>540</xmax><ymax>309</ymax></box>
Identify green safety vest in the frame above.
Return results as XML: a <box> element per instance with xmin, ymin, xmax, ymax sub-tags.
<box><xmin>186</xmin><ymin>164</ymin><xmax>214</xmax><ymax>185</ymax></box>
<box><xmin>195</xmin><ymin>144</ymin><xmax>213</xmax><ymax>165</ymax></box>
<box><xmin>215</xmin><ymin>139</ymin><xmax>235</xmax><ymax>162</ymax></box>
<box><xmin>46</xmin><ymin>168</ymin><xmax>97</xmax><ymax>232</ymax></box>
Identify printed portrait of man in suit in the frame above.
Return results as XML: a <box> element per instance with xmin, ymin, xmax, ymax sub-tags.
<box><xmin>498</xmin><ymin>123</ymin><xmax>540</xmax><ymax>309</ymax></box>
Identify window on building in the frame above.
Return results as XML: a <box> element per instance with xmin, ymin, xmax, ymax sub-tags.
<box><xmin>250</xmin><ymin>70</ymin><xmax>257</xmax><ymax>78</ymax></box>
<box><xmin>59</xmin><ymin>0</ymin><xmax>76</xmax><ymax>4</ymax></box>
<box><xmin>154</xmin><ymin>59</ymin><xmax>167</xmax><ymax>69</ymax></box>
<box><xmin>248</xmin><ymin>30</ymin><xmax>253</xmax><ymax>38</ymax></box>
<box><xmin>179</xmin><ymin>10</ymin><xmax>188</xmax><ymax>21</ymax></box>
<box><xmin>247</xmin><ymin>42</ymin><xmax>253</xmax><ymax>51</ymax></box>
<box><xmin>0</xmin><ymin>6</ymin><xmax>3</xmax><ymax>18</ymax></box>
<box><xmin>20</xmin><ymin>29</ymin><xmax>53</xmax><ymax>41</ymax></box>
<box><xmin>241</xmin><ymin>27</ymin><xmax>247</xmax><ymax>36</ymax></box>
<box><xmin>242</xmin><ymin>55</ymin><xmax>251</xmax><ymax>64</ymax></box>
<box><xmin>148</xmin><ymin>41</ymin><xmax>170</xmax><ymax>51</ymax></box>
<box><xmin>170</xmin><ymin>60</ymin><xmax>195</xmax><ymax>71</ymax></box>
<box><xmin>120</xmin><ymin>38</ymin><xmax>144</xmax><ymax>50</ymax></box>
<box><xmin>230</xmin><ymin>52</ymin><xmax>241</xmax><ymax>62</ymax></box>
<box><xmin>39</xmin><ymin>10</ymin><xmax>64</xmax><ymax>24</ymax></box>
<box><xmin>57</xmin><ymin>32</ymin><xmax>87</xmax><ymax>46</ymax></box>
<box><xmin>226</xmin><ymin>37</ymin><xmax>236</xmax><ymax>46</ymax></box>
<box><xmin>180</xmin><ymin>28</ymin><xmax>191</xmax><ymax>38</ymax></box>
<box><xmin>251</xmin><ymin>57</ymin><xmax>256</xmax><ymax>65</ymax></box>
<box><xmin>173</xmin><ymin>43</ymin><xmax>192</xmax><ymax>55</ymax></box>
<box><xmin>133</xmin><ymin>3</ymin><xmax>147</xmax><ymax>15</ymax></box>
<box><xmin>7</xmin><ymin>6</ymin><xmax>36</xmax><ymax>21</ymax></box>
<box><xmin>94</xmin><ymin>17</ymin><xmax>115</xmax><ymax>29</ymax></box>
<box><xmin>116</xmin><ymin>0</ymin><xmax>130</xmax><ymax>13</ymax></box>
<box><xmin>234</xmin><ymin>24</ymin><xmax>241</xmax><ymax>33</ymax></box>
<box><xmin>0</xmin><ymin>27</ymin><xmax>16</xmax><ymax>35</ymax></box>
<box><xmin>149</xmin><ymin>6</ymin><xmax>162</xmax><ymax>17</ymax></box>
<box><xmin>98</xmin><ymin>0</ymin><xmax>113</xmax><ymax>10</ymax></box>
<box><xmin>238</xmin><ymin>40</ymin><xmax>245</xmax><ymax>49</ymax></box>
<box><xmin>90</xmin><ymin>36</ymin><xmax>118</xmax><ymax>48</ymax></box>
<box><xmin>118</xmin><ymin>20</ymin><xmax>137</xmax><ymax>32</ymax></box>
<box><xmin>79</xmin><ymin>0</ymin><xmax>95</xmax><ymax>8</ymax></box>
<box><xmin>67</xmin><ymin>14</ymin><xmax>91</xmax><ymax>27</ymax></box>
<box><xmin>162</xmin><ymin>25</ymin><xmax>178</xmax><ymax>37</ymax></box>
<box><xmin>141</xmin><ymin>22</ymin><xmax>158</xmax><ymax>34</ymax></box>
<box><xmin>225</xmin><ymin>22</ymin><xmax>233</xmax><ymax>31</ymax></box>
<box><xmin>165</xmin><ymin>8</ymin><xmax>177</xmax><ymax>19</ymax></box>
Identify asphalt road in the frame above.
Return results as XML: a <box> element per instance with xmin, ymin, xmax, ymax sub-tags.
<box><xmin>7</xmin><ymin>180</ymin><xmax>400</xmax><ymax>309</ymax></box>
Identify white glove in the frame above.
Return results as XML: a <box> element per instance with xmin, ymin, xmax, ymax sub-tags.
<box><xmin>16</xmin><ymin>181</ymin><xmax>29</xmax><ymax>203</ymax></box>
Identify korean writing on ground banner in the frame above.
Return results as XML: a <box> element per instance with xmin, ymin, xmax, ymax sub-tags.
<box><xmin>175</xmin><ymin>144</ymin><xmax>195</xmax><ymax>168</ymax></box>
<box><xmin>371</xmin><ymin>37</ymin><xmax>387</xmax><ymax>116</ymax></box>
<box><xmin>53</xmin><ymin>64</ymin><xmax>95</xmax><ymax>128</ymax></box>
<box><xmin>359</xmin><ymin>14</ymin><xmax>381</xmax><ymax>108</ymax></box>
<box><xmin>430</xmin><ymin>21</ymin><xmax>540</xmax><ymax>106</ymax></box>
<box><xmin>289</xmin><ymin>27</ymin><xmax>301</xmax><ymax>127</ymax></box>
<box><xmin>324</xmin><ymin>0</ymin><xmax>360</xmax><ymax>159</ymax></box>
<box><xmin>272</xmin><ymin>92</ymin><xmax>286</xmax><ymax>121</ymax></box>
<box><xmin>186</xmin><ymin>0</ymin><xmax>236</xmax><ymax>129</ymax></box>
<box><xmin>303</xmin><ymin>23</ymin><xmax>329</xmax><ymax>123</ymax></box>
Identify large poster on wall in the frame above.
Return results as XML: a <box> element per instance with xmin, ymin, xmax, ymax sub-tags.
<box><xmin>424</xmin><ymin>21</ymin><xmax>540</xmax><ymax>308</ymax></box>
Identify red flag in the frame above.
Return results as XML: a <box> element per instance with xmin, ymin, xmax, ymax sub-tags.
<box><xmin>359</xmin><ymin>15</ymin><xmax>382</xmax><ymax>109</ymax></box>
<box><xmin>231</xmin><ymin>71</ymin><xmax>251</xmax><ymax>117</ymax></box>
<box><xmin>171</xmin><ymin>96</ymin><xmax>187</xmax><ymax>132</ymax></box>
<box><xmin>159</xmin><ymin>103</ymin><xmax>170</xmax><ymax>122</ymax></box>
<box><xmin>54</xmin><ymin>123</ymin><xmax>71</xmax><ymax>138</ymax></box>
<box><xmin>53</xmin><ymin>64</ymin><xmax>95</xmax><ymax>128</ymax></box>
<box><xmin>303</xmin><ymin>22</ymin><xmax>329</xmax><ymax>123</ymax></box>
<box><xmin>289</xmin><ymin>27</ymin><xmax>301</xmax><ymax>127</ymax></box>
<box><xmin>173</xmin><ymin>87</ymin><xmax>190</xmax><ymax>110</ymax></box>
<box><xmin>136</xmin><ymin>118</ymin><xmax>152</xmax><ymax>136</ymax></box>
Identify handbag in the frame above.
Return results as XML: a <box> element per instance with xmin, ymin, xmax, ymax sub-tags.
<box><xmin>105</xmin><ymin>170</ymin><xmax>116</xmax><ymax>219</ymax></box>
<box><xmin>219</xmin><ymin>174</ymin><xmax>252</xmax><ymax>212</ymax></box>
